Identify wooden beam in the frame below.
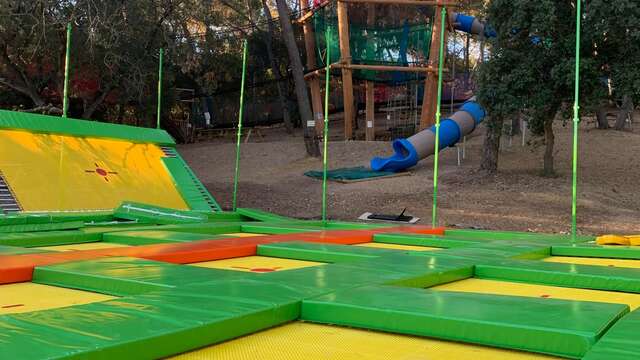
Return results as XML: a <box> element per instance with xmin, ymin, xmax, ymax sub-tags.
<box><xmin>295</xmin><ymin>0</ymin><xmax>331</xmax><ymax>23</ymax></box>
<box><xmin>337</xmin><ymin>1</ymin><xmax>355</xmax><ymax>140</ymax></box>
<box><xmin>334</xmin><ymin>63</ymin><xmax>440</xmax><ymax>73</ymax></box>
<box><xmin>339</xmin><ymin>0</ymin><xmax>459</xmax><ymax>6</ymax></box>
<box><xmin>300</xmin><ymin>0</ymin><xmax>325</xmax><ymax>135</ymax></box>
<box><xmin>420</xmin><ymin>5</ymin><xmax>449</xmax><ymax>130</ymax></box>
<box><xmin>365</xmin><ymin>4</ymin><xmax>376</xmax><ymax>142</ymax></box>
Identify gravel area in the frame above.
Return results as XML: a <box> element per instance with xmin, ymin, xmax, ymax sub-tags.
<box><xmin>179</xmin><ymin>119</ymin><xmax>640</xmax><ymax>236</ymax></box>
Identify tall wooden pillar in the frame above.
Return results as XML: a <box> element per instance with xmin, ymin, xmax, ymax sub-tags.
<box><xmin>365</xmin><ymin>4</ymin><xmax>376</xmax><ymax>141</ymax></box>
<box><xmin>337</xmin><ymin>1</ymin><xmax>355</xmax><ymax>140</ymax></box>
<box><xmin>420</xmin><ymin>6</ymin><xmax>448</xmax><ymax>129</ymax></box>
<box><xmin>300</xmin><ymin>0</ymin><xmax>325</xmax><ymax>136</ymax></box>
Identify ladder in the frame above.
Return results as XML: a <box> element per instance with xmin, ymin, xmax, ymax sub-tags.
<box><xmin>0</xmin><ymin>172</ymin><xmax>21</xmax><ymax>213</ymax></box>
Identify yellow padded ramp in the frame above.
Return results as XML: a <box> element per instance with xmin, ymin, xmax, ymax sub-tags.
<box><xmin>433</xmin><ymin>278</ymin><xmax>640</xmax><ymax>310</ymax></box>
<box><xmin>221</xmin><ymin>233</ymin><xmax>266</xmax><ymax>238</ymax></box>
<box><xmin>0</xmin><ymin>283</ymin><xmax>115</xmax><ymax>315</ymax></box>
<box><xmin>544</xmin><ymin>256</ymin><xmax>640</xmax><ymax>269</ymax></box>
<box><xmin>0</xmin><ymin>129</ymin><xmax>188</xmax><ymax>211</ymax></box>
<box><xmin>36</xmin><ymin>242</ymin><xmax>131</xmax><ymax>252</ymax></box>
<box><xmin>356</xmin><ymin>243</ymin><xmax>441</xmax><ymax>251</ymax></box>
<box><xmin>189</xmin><ymin>256</ymin><xmax>324</xmax><ymax>273</ymax></box>
<box><xmin>169</xmin><ymin>322</ymin><xmax>558</xmax><ymax>360</ymax></box>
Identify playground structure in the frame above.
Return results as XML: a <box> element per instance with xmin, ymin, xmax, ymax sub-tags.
<box><xmin>3</xmin><ymin>1</ymin><xmax>640</xmax><ymax>360</ymax></box>
<box><xmin>300</xmin><ymin>2</ymin><xmax>495</xmax><ymax>172</ymax></box>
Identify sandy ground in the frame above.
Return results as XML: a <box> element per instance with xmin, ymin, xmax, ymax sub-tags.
<box><xmin>179</xmin><ymin>119</ymin><xmax>640</xmax><ymax>236</ymax></box>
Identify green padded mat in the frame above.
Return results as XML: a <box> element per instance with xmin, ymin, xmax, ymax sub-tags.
<box><xmin>113</xmin><ymin>202</ymin><xmax>208</xmax><ymax>224</ymax></box>
<box><xmin>304</xmin><ymin>166</ymin><xmax>404</xmax><ymax>182</ymax></box>
<box><xmin>476</xmin><ymin>259</ymin><xmax>640</xmax><ymax>293</ymax></box>
<box><xmin>257</xmin><ymin>241</ymin><xmax>398</xmax><ymax>263</ymax></box>
<box><xmin>103</xmin><ymin>230</ymin><xmax>221</xmax><ymax>245</ymax></box>
<box><xmin>552</xmin><ymin>244</ymin><xmax>640</xmax><ymax>260</ymax></box>
<box><xmin>0</xmin><ymin>289</ymin><xmax>297</xmax><ymax>359</ymax></box>
<box><xmin>0</xmin><ymin>220</ymin><xmax>84</xmax><ymax>233</ymax></box>
<box><xmin>33</xmin><ymin>257</ymin><xmax>245</xmax><ymax>296</ymax></box>
<box><xmin>301</xmin><ymin>285</ymin><xmax>629</xmax><ymax>359</ymax></box>
<box><xmin>583</xmin><ymin>308</ymin><xmax>640</xmax><ymax>360</ymax></box>
<box><xmin>373</xmin><ymin>233</ymin><xmax>478</xmax><ymax>248</ymax></box>
<box><xmin>444</xmin><ymin>229</ymin><xmax>595</xmax><ymax>243</ymax></box>
<box><xmin>0</xmin><ymin>230</ymin><xmax>99</xmax><ymax>247</ymax></box>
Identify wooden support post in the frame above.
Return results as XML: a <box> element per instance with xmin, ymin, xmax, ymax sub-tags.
<box><xmin>365</xmin><ymin>4</ymin><xmax>376</xmax><ymax>141</ymax></box>
<box><xmin>365</xmin><ymin>81</ymin><xmax>375</xmax><ymax>140</ymax></box>
<box><xmin>300</xmin><ymin>0</ymin><xmax>325</xmax><ymax>136</ymax></box>
<box><xmin>337</xmin><ymin>1</ymin><xmax>355</xmax><ymax>140</ymax></box>
<box><xmin>420</xmin><ymin>5</ymin><xmax>448</xmax><ymax>129</ymax></box>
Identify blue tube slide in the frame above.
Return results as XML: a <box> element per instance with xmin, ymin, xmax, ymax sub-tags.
<box><xmin>371</xmin><ymin>100</ymin><xmax>486</xmax><ymax>172</ymax></box>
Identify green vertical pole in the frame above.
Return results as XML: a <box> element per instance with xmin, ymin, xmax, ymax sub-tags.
<box><xmin>322</xmin><ymin>28</ymin><xmax>331</xmax><ymax>224</ymax></box>
<box><xmin>62</xmin><ymin>22</ymin><xmax>72</xmax><ymax>118</ymax></box>
<box><xmin>431</xmin><ymin>7</ymin><xmax>447</xmax><ymax>228</ymax></box>
<box><xmin>156</xmin><ymin>48</ymin><xmax>164</xmax><ymax>129</ymax></box>
<box><xmin>232</xmin><ymin>40</ymin><xmax>248</xmax><ymax>212</ymax></box>
<box><xmin>571</xmin><ymin>0</ymin><xmax>582</xmax><ymax>241</ymax></box>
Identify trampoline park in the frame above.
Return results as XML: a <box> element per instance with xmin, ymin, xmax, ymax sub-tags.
<box><xmin>0</xmin><ymin>109</ymin><xmax>639</xmax><ymax>360</ymax></box>
<box><xmin>1</xmin><ymin>1</ymin><xmax>640</xmax><ymax>360</ymax></box>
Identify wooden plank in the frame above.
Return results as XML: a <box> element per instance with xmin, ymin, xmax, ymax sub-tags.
<box><xmin>337</xmin><ymin>1</ymin><xmax>355</xmax><ymax>140</ymax></box>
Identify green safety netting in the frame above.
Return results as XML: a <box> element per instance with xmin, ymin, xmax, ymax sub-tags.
<box><xmin>312</xmin><ymin>6</ymin><xmax>433</xmax><ymax>83</ymax></box>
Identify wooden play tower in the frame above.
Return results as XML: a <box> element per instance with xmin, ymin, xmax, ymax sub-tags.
<box><xmin>299</xmin><ymin>0</ymin><xmax>458</xmax><ymax>140</ymax></box>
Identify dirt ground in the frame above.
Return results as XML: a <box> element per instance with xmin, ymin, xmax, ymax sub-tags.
<box><xmin>179</xmin><ymin>118</ymin><xmax>640</xmax><ymax>236</ymax></box>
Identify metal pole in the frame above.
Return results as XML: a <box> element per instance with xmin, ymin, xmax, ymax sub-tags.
<box><xmin>62</xmin><ymin>23</ymin><xmax>72</xmax><ymax>118</ymax></box>
<box><xmin>431</xmin><ymin>7</ymin><xmax>447</xmax><ymax>228</ymax></box>
<box><xmin>232</xmin><ymin>40</ymin><xmax>248</xmax><ymax>212</ymax></box>
<box><xmin>571</xmin><ymin>0</ymin><xmax>582</xmax><ymax>241</ymax></box>
<box><xmin>322</xmin><ymin>28</ymin><xmax>332</xmax><ymax>224</ymax></box>
<box><xmin>156</xmin><ymin>48</ymin><xmax>164</xmax><ymax>129</ymax></box>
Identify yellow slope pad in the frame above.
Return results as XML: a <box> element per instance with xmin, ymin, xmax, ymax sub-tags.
<box><xmin>221</xmin><ymin>233</ymin><xmax>266</xmax><ymax>238</ymax></box>
<box><xmin>356</xmin><ymin>243</ymin><xmax>441</xmax><ymax>252</ymax></box>
<box><xmin>434</xmin><ymin>278</ymin><xmax>640</xmax><ymax>310</ymax></box>
<box><xmin>36</xmin><ymin>242</ymin><xmax>131</xmax><ymax>252</ymax></box>
<box><xmin>169</xmin><ymin>322</ymin><xmax>558</xmax><ymax>360</ymax></box>
<box><xmin>189</xmin><ymin>256</ymin><xmax>324</xmax><ymax>273</ymax></box>
<box><xmin>596</xmin><ymin>234</ymin><xmax>630</xmax><ymax>245</ymax></box>
<box><xmin>0</xmin><ymin>283</ymin><xmax>115</xmax><ymax>315</ymax></box>
<box><xmin>0</xmin><ymin>129</ymin><xmax>188</xmax><ymax>211</ymax></box>
<box><xmin>627</xmin><ymin>236</ymin><xmax>640</xmax><ymax>246</ymax></box>
<box><xmin>544</xmin><ymin>256</ymin><xmax>640</xmax><ymax>270</ymax></box>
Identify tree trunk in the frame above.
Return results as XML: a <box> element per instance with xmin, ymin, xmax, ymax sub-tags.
<box><xmin>480</xmin><ymin>116</ymin><xmax>504</xmax><ymax>174</ymax></box>
<box><xmin>595</xmin><ymin>105</ymin><xmax>609</xmax><ymax>129</ymax></box>
<box><xmin>543</xmin><ymin>119</ymin><xmax>555</xmax><ymax>177</ymax></box>
<box><xmin>274</xmin><ymin>0</ymin><xmax>320</xmax><ymax>157</ymax></box>
<box><xmin>510</xmin><ymin>115</ymin><xmax>521</xmax><ymax>136</ymax></box>
<box><xmin>82</xmin><ymin>88</ymin><xmax>112</xmax><ymax>119</ymax></box>
<box><xmin>0</xmin><ymin>47</ymin><xmax>46</xmax><ymax>107</ymax></box>
<box><xmin>261</xmin><ymin>0</ymin><xmax>293</xmax><ymax>134</ymax></box>
<box><xmin>615</xmin><ymin>95</ymin><xmax>633</xmax><ymax>131</ymax></box>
